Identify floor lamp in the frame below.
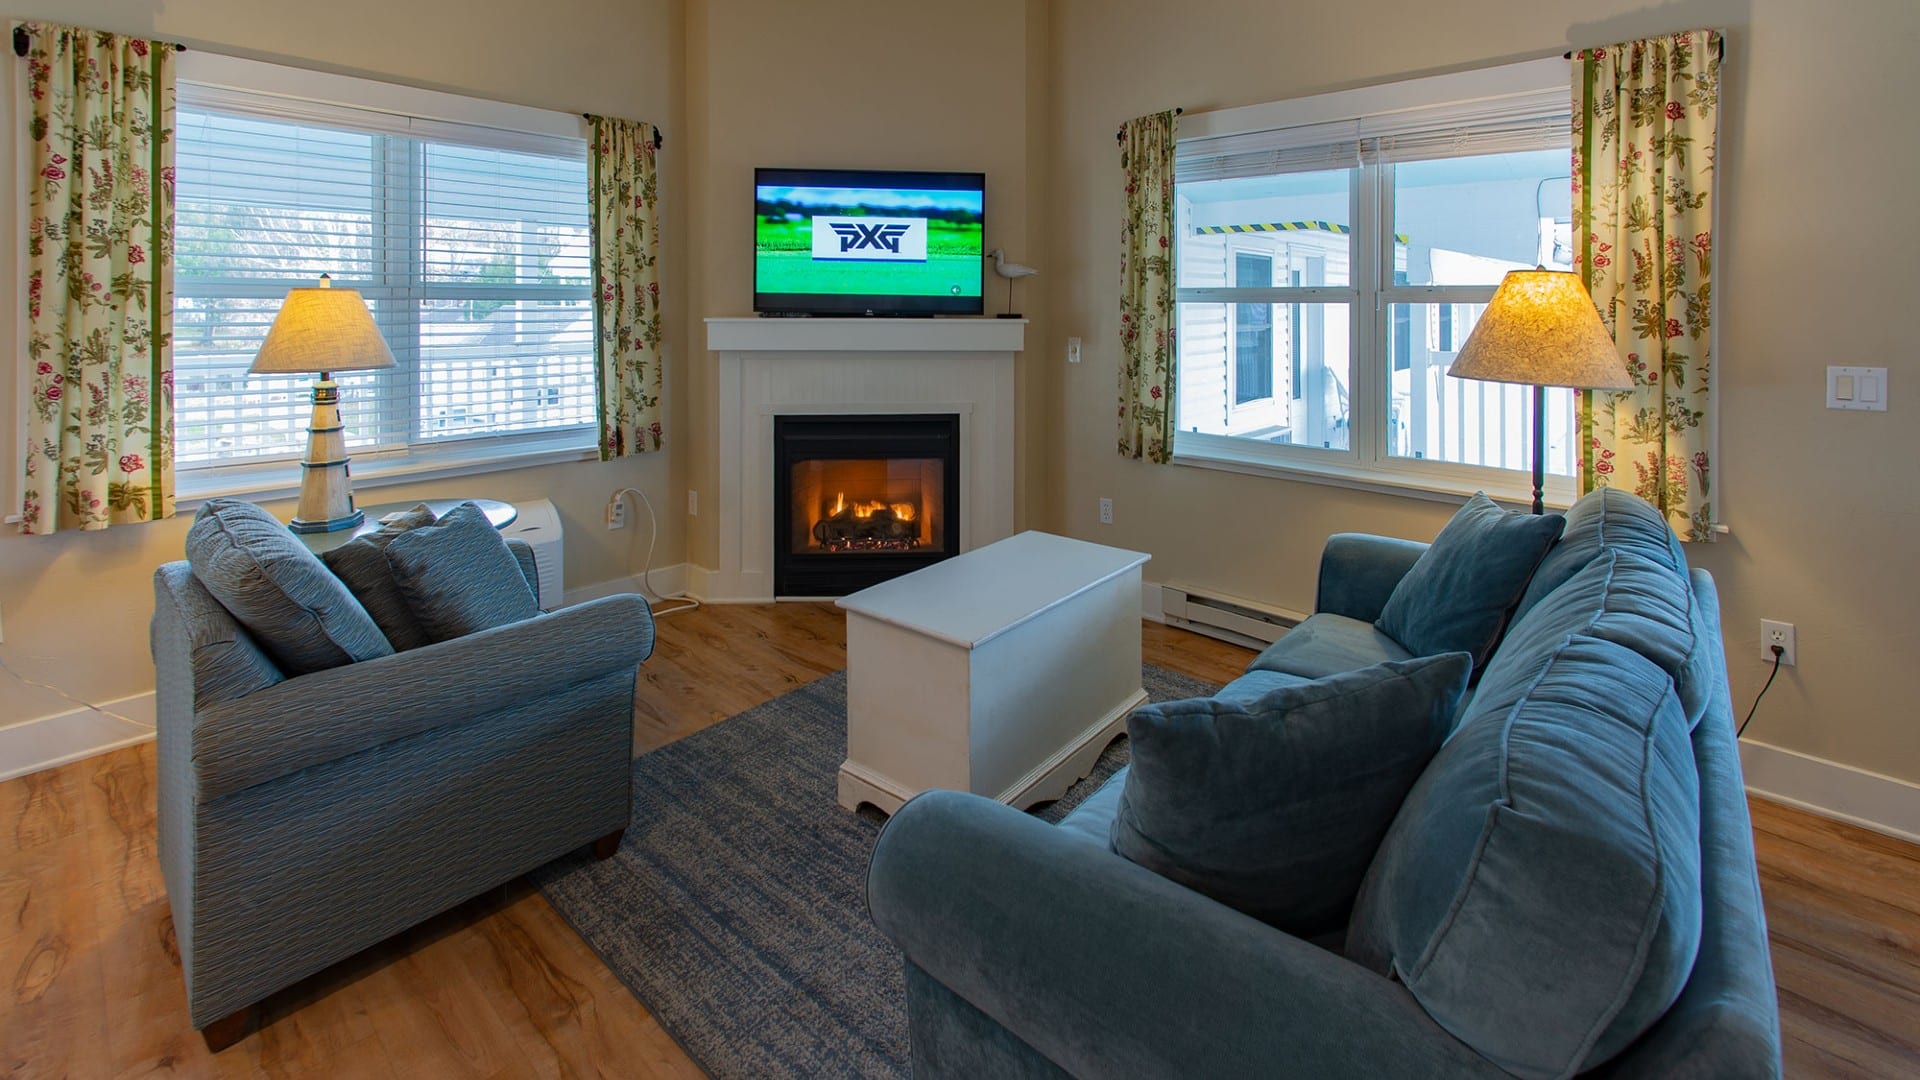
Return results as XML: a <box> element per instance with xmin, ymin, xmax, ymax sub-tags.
<box><xmin>1447</xmin><ymin>270</ymin><xmax>1633</xmax><ymax>515</ymax></box>
<box><xmin>249</xmin><ymin>275</ymin><xmax>397</xmax><ymax>533</ymax></box>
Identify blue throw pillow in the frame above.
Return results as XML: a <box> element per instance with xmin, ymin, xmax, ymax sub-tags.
<box><xmin>1110</xmin><ymin>652</ymin><xmax>1472</xmax><ymax>935</ymax></box>
<box><xmin>1374</xmin><ymin>492</ymin><xmax>1564</xmax><ymax>672</ymax></box>
<box><xmin>185</xmin><ymin>498</ymin><xmax>394</xmax><ymax>676</ymax></box>
<box><xmin>321</xmin><ymin>504</ymin><xmax>438</xmax><ymax>651</ymax></box>
<box><xmin>383</xmin><ymin>501</ymin><xmax>540</xmax><ymax>642</ymax></box>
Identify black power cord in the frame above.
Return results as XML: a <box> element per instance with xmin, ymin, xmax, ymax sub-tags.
<box><xmin>1736</xmin><ymin>645</ymin><xmax>1785</xmax><ymax>739</ymax></box>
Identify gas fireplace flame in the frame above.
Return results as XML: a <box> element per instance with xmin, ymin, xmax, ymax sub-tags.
<box><xmin>828</xmin><ymin>492</ymin><xmax>916</xmax><ymax>521</ymax></box>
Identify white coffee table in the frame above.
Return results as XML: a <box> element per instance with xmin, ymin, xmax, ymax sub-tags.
<box><xmin>834</xmin><ymin>531</ymin><xmax>1151</xmax><ymax>814</ymax></box>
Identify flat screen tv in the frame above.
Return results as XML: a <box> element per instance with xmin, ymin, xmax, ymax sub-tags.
<box><xmin>754</xmin><ymin>167</ymin><xmax>985</xmax><ymax>316</ymax></box>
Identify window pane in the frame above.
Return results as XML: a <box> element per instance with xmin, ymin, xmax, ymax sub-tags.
<box><xmin>1393</xmin><ymin>150</ymin><xmax>1571</xmax><ymax>286</ymax></box>
<box><xmin>173</xmin><ymin>101</ymin><xmax>594</xmax><ymax>470</ymax></box>
<box><xmin>1179</xmin><ymin>169</ymin><xmax>1353</xmax><ymax>288</ymax></box>
<box><xmin>1179</xmin><ymin>301</ymin><xmax>1350</xmax><ymax>449</ymax></box>
<box><xmin>1387</xmin><ymin>302</ymin><xmax>1575</xmax><ymax>474</ymax></box>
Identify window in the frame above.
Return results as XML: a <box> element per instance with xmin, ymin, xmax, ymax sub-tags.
<box><xmin>1172</xmin><ymin>60</ymin><xmax>1577</xmax><ymax>498</ymax></box>
<box><xmin>171</xmin><ymin>64</ymin><xmax>595</xmax><ymax>488</ymax></box>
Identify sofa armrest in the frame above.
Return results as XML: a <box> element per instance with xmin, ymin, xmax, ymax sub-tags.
<box><xmin>192</xmin><ymin>594</ymin><xmax>655</xmax><ymax>800</ymax></box>
<box><xmin>868</xmin><ymin>791</ymin><xmax>1504</xmax><ymax>1079</ymax></box>
<box><xmin>1314</xmin><ymin>533</ymin><xmax>1429</xmax><ymax>623</ymax></box>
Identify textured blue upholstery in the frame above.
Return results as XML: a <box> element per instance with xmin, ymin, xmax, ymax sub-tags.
<box><xmin>1375</xmin><ymin>493</ymin><xmax>1565</xmax><ymax>672</ymax></box>
<box><xmin>1112</xmin><ymin>653</ymin><xmax>1470</xmax><ymax>934</ymax></box>
<box><xmin>185</xmin><ymin>497</ymin><xmax>393</xmax><ymax>674</ymax></box>
<box><xmin>153</xmin><ymin>558</ymin><xmax>653</xmax><ymax>1033</ymax></box>
<box><xmin>321</xmin><ymin>504</ymin><xmax>438</xmax><ymax>651</ymax></box>
<box><xmin>1346</xmin><ymin>636</ymin><xmax>1702</xmax><ymax>1078</ymax></box>
<box><xmin>383</xmin><ymin>501</ymin><xmax>540</xmax><ymax>642</ymax></box>
<box><xmin>871</xmin><ymin>489</ymin><xmax>1780</xmax><ymax>1079</ymax></box>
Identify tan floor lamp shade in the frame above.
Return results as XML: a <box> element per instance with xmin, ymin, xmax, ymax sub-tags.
<box><xmin>1447</xmin><ymin>270</ymin><xmax>1633</xmax><ymax>514</ymax></box>
<box><xmin>249</xmin><ymin>276</ymin><xmax>397</xmax><ymax>533</ymax></box>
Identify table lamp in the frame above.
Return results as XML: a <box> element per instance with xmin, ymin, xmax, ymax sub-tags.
<box><xmin>1447</xmin><ymin>270</ymin><xmax>1633</xmax><ymax>515</ymax></box>
<box><xmin>250</xmin><ymin>275</ymin><xmax>397</xmax><ymax>533</ymax></box>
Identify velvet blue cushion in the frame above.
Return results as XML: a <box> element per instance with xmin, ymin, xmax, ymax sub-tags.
<box><xmin>1513</xmin><ymin>487</ymin><xmax>1687</xmax><ymax>624</ymax></box>
<box><xmin>185</xmin><ymin>498</ymin><xmax>394</xmax><ymax>676</ymax></box>
<box><xmin>1111</xmin><ymin>652</ymin><xmax>1472</xmax><ymax>935</ymax></box>
<box><xmin>1346</xmin><ymin>634</ymin><xmax>1702</xmax><ymax>1079</ymax></box>
<box><xmin>383</xmin><ymin>501</ymin><xmax>540</xmax><ymax>642</ymax></box>
<box><xmin>1374</xmin><ymin>493</ymin><xmax>1564</xmax><ymax>672</ymax></box>
<box><xmin>321</xmin><ymin>504</ymin><xmax>438</xmax><ymax>651</ymax></box>
<box><xmin>1245</xmin><ymin>612</ymin><xmax>1414</xmax><ymax>680</ymax></box>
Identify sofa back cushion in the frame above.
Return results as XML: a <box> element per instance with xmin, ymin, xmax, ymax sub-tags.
<box><xmin>1112</xmin><ymin>652</ymin><xmax>1471</xmax><ymax>936</ymax></box>
<box><xmin>321</xmin><ymin>505</ymin><xmax>438</xmax><ymax>651</ymax></box>
<box><xmin>383</xmin><ymin>501</ymin><xmax>540</xmax><ymax>642</ymax></box>
<box><xmin>1514</xmin><ymin>488</ymin><xmax>1687</xmax><ymax>623</ymax></box>
<box><xmin>1374</xmin><ymin>493</ymin><xmax>1564</xmax><ymax>673</ymax></box>
<box><xmin>1344</xmin><ymin>634</ymin><xmax>1702</xmax><ymax>1079</ymax></box>
<box><xmin>186</xmin><ymin>498</ymin><xmax>394</xmax><ymax>676</ymax></box>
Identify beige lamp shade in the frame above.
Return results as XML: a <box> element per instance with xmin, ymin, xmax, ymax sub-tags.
<box><xmin>1448</xmin><ymin>270</ymin><xmax>1633</xmax><ymax>390</ymax></box>
<box><xmin>250</xmin><ymin>277</ymin><xmax>397</xmax><ymax>375</ymax></box>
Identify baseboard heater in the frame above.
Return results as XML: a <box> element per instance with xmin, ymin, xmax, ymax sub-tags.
<box><xmin>1160</xmin><ymin>583</ymin><xmax>1305</xmax><ymax>650</ymax></box>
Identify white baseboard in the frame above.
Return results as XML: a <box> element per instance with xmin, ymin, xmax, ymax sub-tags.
<box><xmin>560</xmin><ymin>562</ymin><xmax>690</xmax><ymax>608</ymax></box>
<box><xmin>0</xmin><ymin>692</ymin><xmax>156</xmax><ymax>783</ymax></box>
<box><xmin>682</xmin><ymin>564</ymin><xmax>776</xmax><ymax>604</ymax></box>
<box><xmin>1739</xmin><ymin>740</ymin><xmax>1920</xmax><ymax>844</ymax></box>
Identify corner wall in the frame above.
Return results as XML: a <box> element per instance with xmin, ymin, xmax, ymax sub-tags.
<box><xmin>1044</xmin><ymin>0</ymin><xmax>1920</xmax><ymax>785</ymax></box>
<box><xmin>0</xmin><ymin>0</ymin><xmax>684</xmax><ymax>725</ymax></box>
<box><xmin>679</xmin><ymin>0</ymin><xmax>1051</xmax><ymax>574</ymax></box>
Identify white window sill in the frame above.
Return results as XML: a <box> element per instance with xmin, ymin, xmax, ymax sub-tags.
<box><xmin>1170</xmin><ymin>439</ymin><xmax>1575</xmax><ymax>513</ymax></box>
<box><xmin>174</xmin><ymin>435</ymin><xmax>599</xmax><ymax>511</ymax></box>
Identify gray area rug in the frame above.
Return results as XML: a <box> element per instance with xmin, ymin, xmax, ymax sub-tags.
<box><xmin>532</xmin><ymin>664</ymin><xmax>1220</xmax><ymax>1080</ymax></box>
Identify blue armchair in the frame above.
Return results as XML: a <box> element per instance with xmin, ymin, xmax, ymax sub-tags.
<box><xmin>152</xmin><ymin>540</ymin><xmax>652</xmax><ymax>1050</ymax></box>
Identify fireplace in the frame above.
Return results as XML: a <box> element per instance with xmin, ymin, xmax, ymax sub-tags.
<box><xmin>773</xmin><ymin>413</ymin><xmax>961</xmax><ymax>596</ymax></box>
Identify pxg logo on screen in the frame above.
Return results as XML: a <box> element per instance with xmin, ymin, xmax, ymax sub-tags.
<box><xmin>812</xmin><ymin>216</ymin><xmax>928</xmax><ymax>262</ymax></box>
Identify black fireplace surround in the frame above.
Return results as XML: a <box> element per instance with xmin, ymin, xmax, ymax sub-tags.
<box><xmin>773</xmin><ymin>413</ymin><xmax>961</xmax><ymax>597</ymax></box>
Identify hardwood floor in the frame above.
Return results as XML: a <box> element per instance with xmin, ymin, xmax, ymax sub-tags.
<box><xmin>2</xmin><ymin>603</ymin><xmax>1915</xmax><ymax>1077</ymax></box>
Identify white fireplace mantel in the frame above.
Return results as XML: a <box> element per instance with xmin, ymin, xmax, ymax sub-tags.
<box><xmin>700</xmin><ymin>317</ymin><xmax>1025</xmax><ymax>601</ymax></box>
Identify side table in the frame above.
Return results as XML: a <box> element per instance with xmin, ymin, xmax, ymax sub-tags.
<box><xmin>294</xmin><ymin>498</ymin><xmax>517</xmax><ymax>555</ymax></box>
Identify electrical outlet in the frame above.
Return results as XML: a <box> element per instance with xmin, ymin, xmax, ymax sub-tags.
<box><xmin>1067</xmin><ymin>337</ymin><xmax>1082</xmax><ymax>364</ymax></box>
<box><xmin>1760</xmin><ymin>620</ymin><xmax>1796</xmax><ymax>666</ymax></box>
<box><xmin>688</xmin><ymin>489</ymin><xmax>698</xmax><ymax>516</ymax></box>
<box><xmin>606</xmin><ymin>495</ymin><xmax>628</xmax><ymax>530</ymax></box>
<box><xmin>1098</xmin><ymin>497</ymin><xmax>1113</xmax><ymax>525</ymax></box>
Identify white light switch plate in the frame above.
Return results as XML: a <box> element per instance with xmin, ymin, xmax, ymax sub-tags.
<box><xmin>1827</xmin><ymin>365</ymin><xmax>1887</xmax><ymax>411</ymax></box>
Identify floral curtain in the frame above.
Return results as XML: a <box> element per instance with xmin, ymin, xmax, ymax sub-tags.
<box><xmin>588</xmin><ymin>115</ymin><xmax>664</xmax><ymax>458</ymax></box>
<box><xmin>21</xmin><ymin>23</ymin><xmax>177</xmax><ymax>534</ymax></box>
<box><xmin>1118</xmin><ymin>110</ymin><xmax>1177</xmax><ymax>463</ymax></box>
<box><xmin>1574</xmin><ymin>30</ymin><xmax>1722</xmax><ymax>541</ymax></box>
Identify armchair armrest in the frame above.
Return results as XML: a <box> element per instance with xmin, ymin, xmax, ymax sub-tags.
<box><xmin>868</xmin><ymin>791</ymin><xmax>1503</xmax><ymax>1079</ymax></box>
<box><xmin>1314</xmin><ymin>533</ymin><xmax>1428</xmax><ymax>623</ymax></box>
<box><xmin>193</xmin><ymin>594</ymin><xmax>654</xmax><ymax>800</ymax></box>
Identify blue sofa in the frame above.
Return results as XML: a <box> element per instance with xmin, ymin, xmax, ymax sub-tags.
<box><xmin>869</xmin><ymin>490</ymin><xmax>1781</xmax><ymax>1078</ymax></box>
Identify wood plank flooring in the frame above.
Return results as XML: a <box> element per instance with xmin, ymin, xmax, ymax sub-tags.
<box><xmin>2</xmin><ymin>603</ymin><xmax>1915</xmax><ymax>1077</ymax></box>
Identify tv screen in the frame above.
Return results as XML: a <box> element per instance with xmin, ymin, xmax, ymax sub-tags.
<box><xmin>755</xmin><ymin>167</ymin><xmax>985</xmax><ymax>316</ymax></box>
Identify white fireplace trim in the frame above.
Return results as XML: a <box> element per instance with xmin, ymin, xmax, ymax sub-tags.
<box><xmin>703</xmin><ymin>317</ymin><xmax>1023</xmax><ymax>602</ymax></box>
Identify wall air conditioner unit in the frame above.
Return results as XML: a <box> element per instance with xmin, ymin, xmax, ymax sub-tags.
<box><xmin>500</xmin><ymin>498</ymin><xmax>564</xmax><ymax>609</ymax></box>
<box><xmin>1160</xmin><ymin>582</ymin><xmax>1304</xmax><ymax>650</ymax></box>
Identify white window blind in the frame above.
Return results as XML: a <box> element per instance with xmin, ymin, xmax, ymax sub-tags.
<box><xmin>172</xmin><ymin>84</ymin><xmax>595</xmax><ymax>473</ymax></box>
<box><xmin>1176</xmin><ymin>86</ymin><xmax>1568</xmax><ymax>181</ymax></box>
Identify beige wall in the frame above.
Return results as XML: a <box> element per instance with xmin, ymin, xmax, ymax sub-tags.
<box><xmin>1043</xmin><ymin>0</ymin><xmax>1920</xmax><ymax>784</ymax></box>
<box><xmin>0</xmin><ymin>0</ymin><xmax>684</xmax><ymax>724</ymax></box>
<box><xmin>680</xmin><ymin>0</ymin><xmax>1051</xmax><ymax>569</ymax></box>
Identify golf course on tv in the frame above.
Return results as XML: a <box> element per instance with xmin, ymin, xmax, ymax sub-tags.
<box><xmin>754</xmin><ymin>186</ymin><xmax>984</xmax><ymax>300</ymax></box>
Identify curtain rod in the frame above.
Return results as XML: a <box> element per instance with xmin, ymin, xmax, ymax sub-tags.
<box><xmin>1116</xmin><ymin>107</ymin><xmax>1182</xmax><ymax>144</ymax></box>
<box><xmin>1565</xmin><ymin>34</ymin><xmax>1724</xmax><ymax>60</ymax></box>
<box><xmin>583</xmin><ymin>115</ymin><xmax>664</xmax><ymax>149</ymax></box>
<box><xmin>13</xmin><ymin>26</ymin><xmax>186</xmax><ymax>57</ymax></box>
